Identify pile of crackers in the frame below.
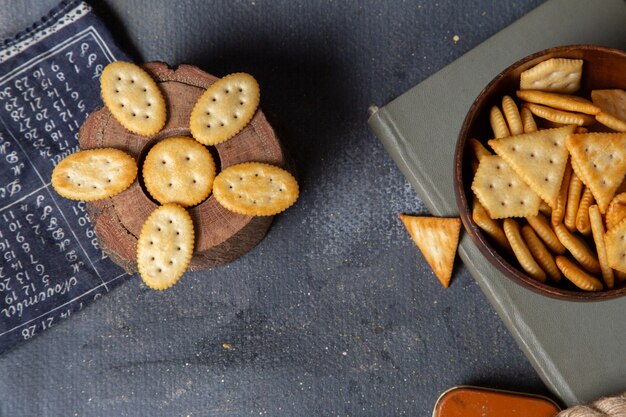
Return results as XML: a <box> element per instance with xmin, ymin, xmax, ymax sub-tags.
<box><xmin>470</xmin><ymin>58</ymin><xmax>626</xmax><ymax>291</ymax></box>
<box><xmin>51</xmin><ymin>62</ymin><xmax>299</xmax><ymax>290</ymax></box>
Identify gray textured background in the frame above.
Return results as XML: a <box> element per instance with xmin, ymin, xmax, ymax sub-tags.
<box><xmin>0</xmin><ymin>1</ymin><xmax>548</xmax><ymax>416</ymax></box>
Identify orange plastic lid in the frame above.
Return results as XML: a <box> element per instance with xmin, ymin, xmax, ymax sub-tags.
<box><xmin>433</xmin><ymin>386</ymin><xmax>561</xmax><ymax>417</ymax></box>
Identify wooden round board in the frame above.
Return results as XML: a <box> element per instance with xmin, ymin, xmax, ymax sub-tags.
<box><xmin>79</xmin><ymin>62</ymin><xmax>287</xmax><ymax>272</ymax></box>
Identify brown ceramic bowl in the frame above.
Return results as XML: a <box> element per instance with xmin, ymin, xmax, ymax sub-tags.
<box><xmin>454</xmin><ymin>45</ymin><xmax>626</xmax><ymax>301</ymax></box>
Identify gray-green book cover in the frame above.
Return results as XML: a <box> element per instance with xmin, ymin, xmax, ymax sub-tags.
<box><xmin>368</xmin><ymin>0</ymin><xmax>626</xmax><ymax>406</ymax></box>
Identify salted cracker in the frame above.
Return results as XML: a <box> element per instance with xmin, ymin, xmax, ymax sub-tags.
<box><xmin>520</xmin><ymin>107</ymin><xmax>537</xmax><ymax>133</ymax></box>
<box><xmin>519</xmin><ymin>58</ymin><xmax>583</xmax><ymax>93</ymax></box>
<box><xmin>520</xmin><ymin>225</ymin><xmax>561</xmax><ymax>281</ymax></box>
<box><xmin>588</xmin><ymin>205</ymin><xmax>614</xmax><ymax>289</ymax></box>
<box><xmin>488</xmin><ymin>125</ymin><xmax>576</xmax><ymax>209</ymax></box>
<box><xmin>190</xmin><ymin>73</ymin><xmax>260</xmax><ymax>145</ymax></box>
<box><xmin>575</xmin><ymin>187</ymin><xmax>594</xmax><ymax>235</ymax></box>
<box><xmin>502</xmin><ymin>95</ymin><xmax>523</xmax><ymax>135</ymax></box>
<box><xmin>606</xmin><ymin>193</ymin><xmax>626</xmax><ymax>230</ymax></box>
<box><xmin>142</xmin><ymin>136</ymin><xmax>216</xmax><ymax>207</ymax></box>
<box><xmin>137</xmin><ymin>204</ymin><xmax>194</xmax><ymax>290</ymax></box>
<box><xmin>604</xmin><ymin>218</ymin><xmax>626</xmax><ymax>274</ymax></box>
<box><xmin>595</xmin><ymin>111</ymin><xmax>626</xmax><ymax>132</ymax></box>
<box><xmin>52</xmin><ymin>148</ymin><xmax>137</xmax><ymax>201</ymax></box>
<box><xmin>400</xmin><ymin>214</ymin><xmax>461</xmax><ymax>288</ymax></box>
<box><xmin>472</xmin><ymin>199</ymin><xmax>510</xmax><ymax>251</ymax></box>
<box><xmin>591</xmin><ymin>89</ymin><xmax>626</xmax><ymax>122</ymax></box>
<box><xmin>489</xmin><ymin>106</ymin><xmax>510</xmax><ymax>138</ymax></box>
<box><xmin>564</xmin><ymin>172</ymin><xmax>583</xmax><ymax>232</ymax></box>
<box><xmin>503</xmin><ymin>219</ymin><xmax>546</xmax><ymax>282</ymax></box>
<box><xmin>526</xmin><ymin>213</ymin><xmax>566</xmax><ymax>254</ymax></box>
<box><xmin>471</xmin><ymin>155</ymin><xmax>541</xmax><ymax>219</ymax></box>
<box><xmin>553</xmin><ymin>223</ymin><xmax>601</xmax><ymax>275</ymax></box>
<box><xmin>525</xmin><ymin>103</ymin><xmax>595</xmax><ymax>126</ymax></box>
<box><xmin>100</xmin><ymin>61</ymin><xmax>166</xmax><ymax>136</ymax></box>
<box><xmin>566</xmin><ymin>132</ymin><xmax>626</xmax><ymax>213</ymax></box>
<box><xmin>516</xmin><ymin>90</ymin><xmax>599</xmax><ymax>115</ymax></box>
<box><xmin>213</xmin><ymin>162</ymin><xmax>298</xmax><ymax>216</ymax></box>
<box><xmin>555</xmin><ymin>256</ymin><xmax>603</xmax><ymax>291</ymax></box>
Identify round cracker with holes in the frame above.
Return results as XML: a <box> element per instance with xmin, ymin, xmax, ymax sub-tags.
<box><xmin>142</xmin><ymin>136</ymin><xmax>216</xmax><ymax>207</ymax></box>
<box><xmin>51</xmin><ymin>148</ymin><xmax>137</xmax><ymax>201</ymax></box>
<box><xmin>137</xmin><ymin>204</ymin><xmax>194</xmax><ymax>290</ymax></box>
<box><xmin>100</xmin><ymin>61</ymin><xmax>166</xmax><ymax>136</ymax></box>
<box><xmin>213</xmin><ymin>162</ymin><xmax>298</xmax><ymax>216</ymax></box>
<box><xmin>189</xmin><ymin>73</ymin><xmax>260</xmax><ymax>145</ymax></box>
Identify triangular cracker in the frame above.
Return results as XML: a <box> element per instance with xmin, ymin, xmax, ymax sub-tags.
<box><xmin>488</xmin><ymin>125</ymin><xmax>576</xmax><ymax>208</ymax></box>
<box><xmin>400</xmin><ymin>215</ymin><xmax>461</xmax><ymax>288</ymax></box>
<box><xmin>566</xmin><ymin>132</ymin><xmax>626</xmax><ymax>213</ymax></box>
<box><xmin>471</xmin><ymin>155</ymin><xmax>541</xmax><ymax>219</ymax></box>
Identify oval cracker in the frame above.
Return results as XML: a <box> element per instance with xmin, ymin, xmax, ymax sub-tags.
<box><xmin>190</xmin><ymin>73</ymin><xmax>260</xmax><ymax>145</ymax></box>
<box><xmin>52</xmin><ymin>148</ymin><xmax>137</xmax><ymax>201</ymax></box>
<box><xmin>100</xmin><ymin>61</ymin><xmax>166</xmax><ymax>136</ymax></box>
<box><xmin>137</xmin><ymin>204</ymin><xmax>194</xmax><ymax>290</ymax></box>
<box><xmin>213</xmin><ymin>162</ymin><xmax>298</xmax><ymax>216</ymax></box>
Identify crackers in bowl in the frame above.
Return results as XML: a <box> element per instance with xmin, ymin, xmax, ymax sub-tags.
<box><xmin>458</xmin><ymin>47</ymin><xmax>626</xmax><ymax>298</ymax></box>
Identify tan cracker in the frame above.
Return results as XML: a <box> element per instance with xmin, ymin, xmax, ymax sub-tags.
<box><xmin>190</xmin><ymin>73</ymin><xmax>260</xmax><ymax>145</ymax></box>
<box><xmin>525</xmin><ymin>103</ymin><xmax>595</xmax><ymax>126</ymax></box>
<box><xmin>520</xmin><ymin>107</ymin><xmax>537</xmax><ymax>133</ymax></box>
<box><xmin>213</xmin><ymin>162</ymin><xmax>298</xmax><ymax>216</ymax></box>
<box><xmin>588</xmin><ymin>205</ymin><xmax>614</xmax><ymax>289</ymax></box>
<box><xmin>591</xmin><ymin>89</ymin><xmax>626</xmax><ymax>122</ymax></box>
<box><xmin>516</xmin><ymin>90</ymin><xmax>599</xmax><ymax>115</ymax></box>
<box><xmin>52</xmin><ymin>148</ymin><xmax>137</xmax><ymax>201</ymax></box>
<box><xmin>502</xmin><ymin>95</ymin><xmax>523</xmax><ymax>135</ymax></box>
<box><xmin>521</xmin><ymin>225</ymin><xmax>561</xmax><ymax>281</ymax></box>
<box><xmin>489</xmin><ymin>106</ymin><xmax>510</xmax><ymax>138</ymax></box>
<box><xmin>519</xmin><ymin>58</ymin><xmax>583</xmax><ymax>93</ymax></box>
<box><xmin>526</xmin><ymin>213</ymin><xmax>565</xmax><ymax>254</ymax></box>
<box><xmin>603</xmin><ymin>218</ymin><xmax>626</xmax><ymax>274</ymax></box>
<box><xmin>503</xmin><ymin>219</ymin><xmax>546</xmax><ymax>282</ymax></box>
<box><xmin>555</xmin><ymin>256</ymin><xmax>603</xmax><ymax>291</ymax></box>
<box><xmin>564</xmin><ymin>172</ymin><xmax>583</xmax><ymax>232</ymax></box>
<box><xmin>607</xmin><ymin>193</ymin><xmax>626</xmax><ymax>230</ymax></box>
<box><xmin>566</xmin><ymin>132</ymin><xmax>626</xmax><ymax>213</ymax></box>
<box><xmin>488</xmin><ymin>125</ymin><xmax>576</xmax><ymax>209</ymax></box>
<box><xmin>471</xmin><ymin>155</ymin><xmax>541</xmax><ymax>219</ymax></box>
<box><xmin>553</xmin><ymin>222</ymin><xmax>601</xmax><ymax>274</ymax></box>
<box><xmin>596</xmin><ymin>111</ymin><xmax>626</xmax><ymax>132</ymax></box>
<box><xmin>400</xmin><ymin>215</ymin><xmax>461</xmax><ymax>288</ymax></box>
<box><xmin>472</xmin><ymin>199</ymin><xmax>510</xmax><ymax>251</ymax></box>
<box><xmin>551</xmin><ymin>158</ymin><xmax>571</xmax><ymax>226</ymax></box>
<box><xmin>575</xmin><ymin>187</ymin><xmax>594</xmax><ymax>235</ymax></box>
<box><xmin>137</xmin><ymin>204</ymin><xmax>194</xmax><ymax>290</ymax></box>
<box><xmin>100</xmin><ymin>61</ymin><xmax>166</xmax><ymax>136</ymax></box>
<box><xmin>142</xmin><ymin>136</ymin><xmax>215</xmax><ymax>207</ymax></box>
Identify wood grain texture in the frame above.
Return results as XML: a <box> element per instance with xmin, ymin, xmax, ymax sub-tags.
<box><xmin>80</xmin><ymin>62</ymin><xmax>286</xmax><ymax>272</ymax></box>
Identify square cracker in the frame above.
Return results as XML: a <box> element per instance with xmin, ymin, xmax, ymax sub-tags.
<box><xmin>566</xmin><ymin>132</ymin><xmax>626</xmax><ymax>213</ymax></box>
<box><xmin>520</xmin><ymin>58</ymin><xmax>583</xmax><ymax>93</ymax></box>
<box><xmin>400</xmin><ymin>215</ymin><xmax>461</xmax><ymax>288</ymax></box>
<box><xmin>488</xmin><ymin>125</ymin><xmax>576</xmax><ymax>208</ymax></box>
<box><xmin>471</xmin><ymin>155</ymin><xmax>541</xmax><ymax>219</ymax></box>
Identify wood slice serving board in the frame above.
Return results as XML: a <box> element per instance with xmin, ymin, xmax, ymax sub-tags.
<box><xmin>79</xmin><ymin>62</ymin><xmax>287</xmax><ymax>273</ymax></box>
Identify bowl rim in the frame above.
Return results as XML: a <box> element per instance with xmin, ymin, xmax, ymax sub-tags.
<box><xmin>454</xmin><ymin>44</ymin><xmax>626</xmax><ymax>301</ymax></box>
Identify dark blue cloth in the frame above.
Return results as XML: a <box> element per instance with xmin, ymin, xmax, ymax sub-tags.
<box><xmin>0</xmin><ymin>0</ymin><xmax>130</xmax><ymax>354</ymax></box>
